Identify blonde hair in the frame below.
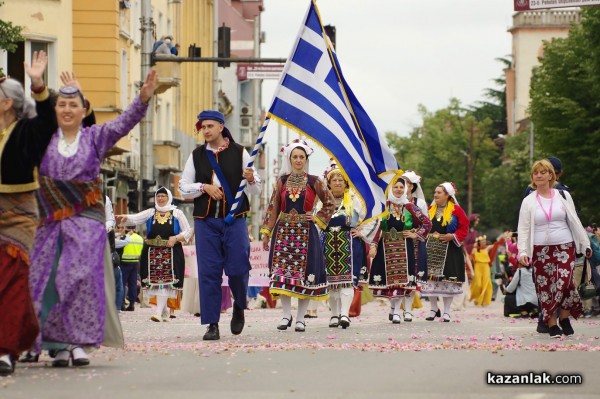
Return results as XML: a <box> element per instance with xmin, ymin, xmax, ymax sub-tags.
<box><xmin>529</xmin><ymin>159</ymin><xmax>556</xmax><ymax>189</ymax></box>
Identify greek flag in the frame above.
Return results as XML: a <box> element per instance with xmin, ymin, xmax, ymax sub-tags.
<box><xmin>267</xmin><ymin>0</ymin><xmax>399</xmax><ymax>220</ymax></box>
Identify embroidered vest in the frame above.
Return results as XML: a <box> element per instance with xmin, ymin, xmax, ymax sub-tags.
<box><xmin>192</xmin><ymin>143</ymin><xmax>250</xmax><ymax>218</ymax></box>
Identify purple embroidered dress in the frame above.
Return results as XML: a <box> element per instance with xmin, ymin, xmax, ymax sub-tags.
<box><xmin>29</xmin><ymin>97</ymin><xmax>148</xmax><ymax>350</ymax></box>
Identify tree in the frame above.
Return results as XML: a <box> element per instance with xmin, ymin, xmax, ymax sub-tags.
<box><xmin>529</xmin><ymin>8</ymin><xmax>600</xmax><ymax>224</ymax></box>
<box><xmin>388</xmin><ymin>99</ymin><xmax>498</xmax><ymax>217</ymax></box>
<box><xmin>481</xmin><ymin>133</ymin><xmax>533</xmax><ymax>231</ymax></box>
<box><xmin>0</xmin><ymin>1</ymin><xmax>24</xmax><ymax>77</ymax></box>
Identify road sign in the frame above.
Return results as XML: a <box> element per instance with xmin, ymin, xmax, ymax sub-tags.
<box><xmin>237</xmin><ymin>63</ymin><xmax>285</xmax><ymax>81</ymax></box>
<box><xmin>515</xmin><ymin>0</ymin><xmax>600</xmax><ymax>11</ymax></box>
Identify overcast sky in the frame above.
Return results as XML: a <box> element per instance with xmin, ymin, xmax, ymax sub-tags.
<box><xmin>257</xmin><ymin>0</ymin><xmax>516</xmax><ymax>174</ymax></box>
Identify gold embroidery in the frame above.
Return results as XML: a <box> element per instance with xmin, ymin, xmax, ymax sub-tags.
<box><xmin>287</xmin><ymin>172</ymin><xmax>307</xmax><ymax>202</ymax></box>
<box><xmin>155</xmin><ymin>211</ymin><xmax>171</xmax><ymax>224</ymax></box>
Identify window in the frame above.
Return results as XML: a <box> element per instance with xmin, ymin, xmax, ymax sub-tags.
<box><xmin>4</xmin><ymin>40</ymin><xmax>54</xmax><ymax>89</ymax></box>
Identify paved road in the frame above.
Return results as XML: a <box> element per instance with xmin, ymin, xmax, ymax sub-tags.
<box><xmin>3</xmin><ymin>298</ymin><xmax>600</xmax><ymax>398</ymax></box>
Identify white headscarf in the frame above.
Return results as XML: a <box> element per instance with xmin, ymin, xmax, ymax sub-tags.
<box><xmin>401</xmin><ymin>170</ymin><xmax>426</xmax><ymax>204</ymax></box>
<box><xmin>439</xmin><ymin>182</ymin><xmax>459</xmax><ymax>205</ymax></box>
<box><xmin>154</xmin><ymin>187</ymin><xmax>177</xmax><ymax>212</ymax></box>
<box><xmin>387</xmin><ymin>177</ymin><xmax>408</xmax><ymax>205</ymax></box>
<box><xmin>278</xmin><ymin>139</ymin><xmax>314</xmax><ymax>177</ymax></box>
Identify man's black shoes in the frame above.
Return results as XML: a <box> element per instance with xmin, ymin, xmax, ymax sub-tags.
<box><xmin>231</xmin><ymin>305</ymin><xmax>245</xmax><ymax>335</ymax></box>
<box><xmin>203</xmin><ymin>323</ymin><xmax>220</xmax><ymax>341</ymax></box>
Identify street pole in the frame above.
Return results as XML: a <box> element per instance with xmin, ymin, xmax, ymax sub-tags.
<box><xmin>213</xmin><ymin>0</ymin><xmax>219</xmax><ymax>110</ymax></box>
<box><xmin>140</xmin><ymin>0</ymin><xmax>155</xmax><ymax>208</ymax></box>
<box><xmin>529</xmin><ymin>121</ymin><xmax>534</xmax><ymax>166</ymax></box>
<box><xmin>250</xmin><ymin>14</ymin><xmax>262</xmax><ymax>241</ymax></box>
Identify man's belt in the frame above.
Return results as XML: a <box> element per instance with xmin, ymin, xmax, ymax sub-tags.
<box><xmin>145</xmin><ymin>235</ymin><xmax>169</xmax><ymax>247</ymax></box>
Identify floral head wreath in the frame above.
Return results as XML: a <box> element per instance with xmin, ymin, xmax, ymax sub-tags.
<box><xmin>278</xmin><ymin>138</ymin><xmax>314</xmax><ymax>177</ymax></box>
<box><xmin>476</xmin><ymin>235</ymin><xmax>487</xmax><ymax>243</ymax></box>
<box><xmin>323</xmin><ymin>158</ymin><xmax>344</xmax><ymax>180</ymax></box>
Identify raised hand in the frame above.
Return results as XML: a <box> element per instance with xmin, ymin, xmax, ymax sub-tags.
<box><xmin>60</xmin><ymin>71</ymin><xmax>81</xmax><ymax>90</ymax></box>
<box><xmin>24</xmin><ymin>51</ymin><xmax>48</xmax><ymax>89</ymax></box>
<box><xmin>140</xmin><ymin>69</ymin><xmax>159</xmax><ymax>103</ymax></box>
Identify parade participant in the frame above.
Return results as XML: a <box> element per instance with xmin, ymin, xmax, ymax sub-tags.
<box><xmin>118</xmin><ymin>187</ymin><xmax>192</xmax><ymax>322</ymax></box>
<box><xmin>400</xmin><ymin>170</ymin><xmax>429</xmax><ymax>320</ymax></box>
<box><xmin>517</xmin><ymin>159</ymin><xmax>591</xmax><ymax>337</ymax></box>
<box><xmin>0</xmin><ymin>52</ymin><xmax>55</xmax><ymax>376</ymax></box>
<box><xmin>261</xmin><ymin>139</ymin><xmax>335</xmax><ymax>332</ymax></box>
<box><xmin>464</xmin><ymin>214</ymin><xmax>480</xmax><ymax>254</ymax></box>
<box><xmin>319</xmin><ymin>160</ymin><xmax>378</xmax><ymax>329</ymax></box>
<box><xmin>469</xmin><ymin>235</ymin><xmax>493</xmax><ymax>307</ymax></box>
<box><xmin>105</xmin><ymin>196</ymin><xmax>124</xmax><ymax>311</ymax></box>
<box><xmin>120</xmin><ymin>225</ymin><xmax>144</xmax><ymax>311</ymax></box>
<box><xmin>368</xmin><ymin>174</ymin><xmax>431</xmax><ymax>324</ymax></box>
<box><xmin>421</xmin><ymin>182</ymin><xmax>469</xmax><ymax>322</ymax></box>
<box><xmin>27</xmin><ymin>69</ymin><xmax>158</xmax><ymax>368</ymax></box>
<box><xmin>179</xmin><ymin>110</ymin><xmax>261</xmax><ymax>340</ymax></box>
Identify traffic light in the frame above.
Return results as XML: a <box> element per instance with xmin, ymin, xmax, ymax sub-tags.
<box><xmin>324</xmin><ymin>25</ymin><xmax>336</xmax><ymax>50</ymax></box>
<box><xmin>218</xmin><ymin>24</ymin><xmax>231</xmax><ymax>68</ymax></box>
<box><xmin>141</xmin><ymin>179</ymin><xmax>156</xmax><ymax>210</ymax></box>
<box><xmin>127</xmin><ymin>190</ymin><xmax>139</xmax><ymax>213</ymax></box>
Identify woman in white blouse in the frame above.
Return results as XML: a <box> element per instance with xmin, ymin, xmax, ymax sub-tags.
<box><xmin>517</xmin><ymin>159</ymin><xmax>591</xmax><ymax>338</ymax></box>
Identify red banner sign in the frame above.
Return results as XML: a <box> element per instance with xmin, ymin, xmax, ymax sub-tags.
<box><xmin>515</xmin><ymin>0</ymin><xmax>600</xmax><ymax>11</ymax></box>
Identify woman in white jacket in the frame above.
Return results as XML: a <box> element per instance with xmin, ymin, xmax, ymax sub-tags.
<box><xmin>517</xmin><ymin>159</ymin><xmax>591</xmax><ymax>337</ymax></box>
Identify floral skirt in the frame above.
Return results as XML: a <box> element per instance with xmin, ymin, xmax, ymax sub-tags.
<box><xmin>532</xmin><ymin>242</ymin><xmax>582</xmax><ymax>323</ymax></box>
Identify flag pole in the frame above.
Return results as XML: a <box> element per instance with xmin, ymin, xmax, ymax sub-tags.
<box><xmin>224</xmin><ymin>116</ymin><xmax>272</xmax><ymax>225</ymax></box>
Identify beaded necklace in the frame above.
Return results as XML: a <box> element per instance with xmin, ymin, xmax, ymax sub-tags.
<box><xmin>389</xmin><ymin>203</ymin><xmax>405</xmax><ymax>222</ymax></box>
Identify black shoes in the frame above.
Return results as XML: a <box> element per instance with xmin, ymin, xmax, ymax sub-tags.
<box><xmin>559</xmin><ymin>318</ymin><xmax>574</xmax><ymax>336</ymax></box>
<box><xmin>536</xmin><ymin>323</ymin><xmax>550</xmax><ymax>334</ymax></box>
<box><xmin>19</xmin><ymin>351</ymin><xmax>39</xmax><ymax>363</ymax></box>
<box><xmin>51</xmin><ymin>349</ymin><xmax>71</xmax><ymax>367</ymax></box>
<box><xmin>230</xmin><ymin>305</ymin><xmax>245</xmax><ymax>335</ymax></box>
<box><xmin>425</xmin><ymin>309</ymin><xmax>441</xmax><ymax>321</ymax></box>
<box><xmin>329</xmin><ymin>316</ymin><xmax>340</xmax><ymax>328</ymax></box>
<box><xmin>339</xmin><ymin>315</ymin><xmax>350</xmax><ymax>329</ymax></box>
<box><xmin>277</xmin><ymin>317</ymin><xmax>293</xmax><ymax>330</ymax></box>
<box><xmin>0</xmin><ymin>357</ymin><xmax>15</xmax><ymax>376</ymax></box>
<box><xmin>203</xmin><ymin>323</ymin><xmax>220</xmax><ymax>341</ymax></box>
<box><xmin>294</xmin><ymin>321</ymin><xmax>306</xmax><ymax>332</ymax></box>
<box><xmin>125</xmin><ymin>302</ymin><xmax>135</xmax><ymax>312</ymax></box>
<box><xmin>549</xmin><ymin>325</ymin><xmax>563</xmax><ymax>338</ymax></box>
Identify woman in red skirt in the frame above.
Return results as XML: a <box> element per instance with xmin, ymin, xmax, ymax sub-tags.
<box><xmin>517</xmin><ymin>159</ymin><xmax>591</xmax><ymax>338</ymax></box>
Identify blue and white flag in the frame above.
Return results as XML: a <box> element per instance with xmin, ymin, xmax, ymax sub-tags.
<box><xmin>267</xmin><ymin>0</ymin><xmax>399</xmax><ymax>220</ymax></box>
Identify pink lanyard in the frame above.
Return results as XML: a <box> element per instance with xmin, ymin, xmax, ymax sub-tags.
<box><xmin>535</xmin><ymin>191</ymin><xmax>554</xmax><ymax>222</ymax></box>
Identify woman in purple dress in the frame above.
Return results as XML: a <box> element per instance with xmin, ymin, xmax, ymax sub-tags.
<box><xmin>28</xmin><ymin>70</ymin><xmax>158</xmax><ymax>367</ymax></box>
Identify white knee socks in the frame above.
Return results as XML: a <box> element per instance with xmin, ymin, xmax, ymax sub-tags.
<box><xmin>403</xmin><ymin>293</ymin><xmax>415</xmax><ymax>313</ymax></box>
<box><xmin>391</xmin><ymin>297</ymin><xmax>401</xmax><ymax>315</ymax></box>
<box><xmin>156</xmin><ymin>295</ymin><xmax>168</xmax><ymax>317</ymax></box>
<box><xmin>339</xmin><ymin>287</ymin><xmax>354</xmax><ymax>317</ymax></box>
<box><xmin>280</xmin><ymin>295</ymin><xmax>292</xmax><ymax>320</ymax></box>
<box><xmin>297</xmin><ymin>298</ymin><xmax>309</xmax><ymax>323</ymax></box>
<box><xmin>329</xmin><ymin>289</ymin><xmax>340</xmax><ymax>318</ymax></box>
<box><xmin>430</xmin><ymin>296</ymin><xmax>439</xmax><ymax>312</ymax></box>
<box><xmin>443</xmin><ymin>296</ymin><xmax>453</xmax><ymax>315</ymax></box>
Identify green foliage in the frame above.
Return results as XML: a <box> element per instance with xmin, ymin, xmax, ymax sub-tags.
<box><xmin>0</xmin><ymin>2</ymin><xmax>25</xmax><ymax>77</ymax></box>
<box><xmin>388</xmin><ymin>98</ymin><xmax>498</xmax><ymax>220</ymax></box>
<box><xmin>529</xmin><ymin>8</ymin><xmax>600</xmax><ymax>224</ymax></box>
<box><xmin>482</xmin><ymin>133</ymin><xmax>532</xmax><ymax>230</ymax></box>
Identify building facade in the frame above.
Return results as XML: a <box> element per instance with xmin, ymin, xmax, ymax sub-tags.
<box><xmin>505</xmin><ymin>8</ymin><xmax>580</xmax><ymax>135</ymax></box>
